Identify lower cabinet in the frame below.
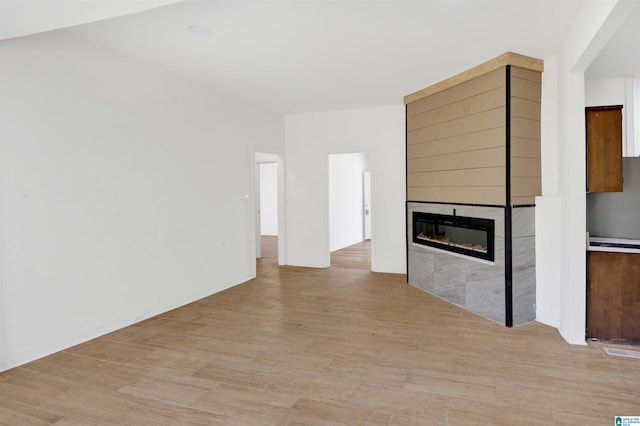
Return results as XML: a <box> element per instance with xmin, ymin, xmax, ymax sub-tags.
<box><xmin>587</xmin><ymin>251</ymin><xmax>640</xmax><ymax>344</ymax></box>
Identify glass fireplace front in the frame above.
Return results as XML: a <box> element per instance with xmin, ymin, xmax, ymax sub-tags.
<box><xmin>412</xmin><ymin>211</ymin><xmax>495</xmax><ymax>262</ymax></box>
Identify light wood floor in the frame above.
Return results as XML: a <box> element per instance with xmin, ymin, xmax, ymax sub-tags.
<box><xmin>1</xmin><ymin>237</ymin><xmax>639</xmax><ymax>425</ymax></box>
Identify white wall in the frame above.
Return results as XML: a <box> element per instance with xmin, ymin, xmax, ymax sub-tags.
<box><xmin>536</xmin><ymin>56</ymin><xmax>562</xmax><ymax>328</ymax></box>
<box><xmin>635</xmin><ymin>78</ymin><xmax>640</xmax><ymax>156</ymax></box>
<box><xmin>259</xmin><ymin>163</ymin><xmax>278</xmax><ymax>236</ymax></box>
<box><xmin>537</xmin><ymin>0</ymin><xmax>633</xmax><ymax>344</ymax></box>
<box><xmin>284</xmin><ymin>106</ymin><xmax>405</xmax><ymax>272</ymax></box>
<box><xmin>329</xmin><ymin>152</ymin><xmax>369</xmax><ymax>252</ymax></box>
<box><xmin>0</xmin><ymin>32</ymin><xmax>284</xmax><ymax>371</ymax></box>
<box><xmin>586</xmin><ymin>77</ymin><xmax>627</xmax><ymax>105</ymax></box>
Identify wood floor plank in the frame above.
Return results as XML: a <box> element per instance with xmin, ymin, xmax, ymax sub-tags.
<box><xmin>0</xmin><ymin>398</ymin><xmax>62</xmax><ymax>425</ymax></box>
<box><xmin>405</xmin><ymin>372</ymin><xmax>497</xmax><ymax>403</ymax></box>
<box><xmin>190</xmin><ymin>383</ymin><xmax>296</xmax><ymax>425</ymax></box>
<box><xmin>0</xmin><ymin>237</ymin><xmax>638</xmax><ymax>424</ymax></box>
<box><xmin>117</xmin><ymin>372</ymin><xmax>215</xmax><ymax>406</ymax></box>
<box><xmin>389</xmin><ymin>413</ymin><xmax>444</xmax><ymax>425</ymax></box>
<box><xmin>446</xmin><ymin>397</ymin><xmax>554</xmax><ymax>425</ymax></box>
<box><xmin>37</xmin><ymin>387</ymin><xmax>143</xmax><ymax>424</ymax></box>
<box><xmin>494</xmin><ymin>381</ymin><xmax>601</xmax><ymax>417</ymax></box>
<box><xmin>284</xmin><ymin>397</ymin><xmax>391</xmax><ymax>425</ymax></box>
<box><xmin>347</xmin><ymin>383</ymin><xmax>449</xmax><ymax>424</ymax></box>
<box><xmin>590</xmin><ymin>392</ymin><xmax>640</xmax><ymax>421</ymax></box>
<box><xmin>266</xmin><ymin>368</ymin><xmax>361</xmax><ymax>403</ymax></box>
<box><xmin>25</xmin><ymin>351</ymin><xmax>146</xmax><ymax>390</ymax></box>
<box><xmin>114</xmin><ymin>397</ymin><xmax>229</xmax><ymax>425</ymax></box>
<box><xmin>192</xmin><ymin>357</ymin><xmax>285</xmax><ymax>390</ymax></box>
<box><xmin>0</xmin><ymin>370</ymin><xmax>75</xmax><ymax>407</ymax></box>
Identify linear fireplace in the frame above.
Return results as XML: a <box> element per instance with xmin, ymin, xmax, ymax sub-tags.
<box><xmin>407</xmin><ymin>202</ymin><xmax>536</xmax><ymax>326</ymax></box>
<box><xmin>412</xmin><ymin>211</ymin><xmax>495</xmax><ymax>262</ymax></box>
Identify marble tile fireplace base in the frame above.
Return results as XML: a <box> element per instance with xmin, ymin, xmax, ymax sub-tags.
<box><xmin>407</xmin><ymin>202</ymin><xmax>536</xmax><ymax>327</ymax></box>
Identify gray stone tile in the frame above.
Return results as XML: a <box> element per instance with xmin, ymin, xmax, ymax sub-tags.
<box><xmin>433</xmin><ymin>253</ymin><xmax>466</xmax><ymax>306</ymax></box>
<box><xmin>407</xmin><ymin>202</ymin><xmax>534</xmax><ymax>327</ymax></box>
<box><xmin>512</xmin><ymin>207</ymin><xmax>535</xmax><ymax>238</ymax></box>
<box><xmin>466</xmin><ymin>277</ymin><xmax>506</xmax><ymax>325</ymax></box>
<box><xmin>513</xmin><ymin>266</ymin><xmax>536</xmax><ymax>326</ymax></box>
<box><xmin>512</xmin><ymin>236</ymin><xmax>535</xmax><ymax>271</ymax></box>
<box><xmin>408</xmin><ymin>246</ymin><xmax>435</xmax><ymax>293</ymax></box>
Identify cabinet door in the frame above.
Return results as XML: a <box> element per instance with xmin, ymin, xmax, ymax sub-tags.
<box><xmin>587</xmin><ymin>251</ymin><xmax>640</xmax><ymax>344</ymax></box>
<box><xmin>586</xmin><ymin>105</ymin><xmax>623</xmax><ymax>192</ymax></box>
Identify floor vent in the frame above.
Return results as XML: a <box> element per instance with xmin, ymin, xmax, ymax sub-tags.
<box><xmin>604</xmin><ymin>347</ymin><xmax>640</xmax><ymax>359</ymax></box>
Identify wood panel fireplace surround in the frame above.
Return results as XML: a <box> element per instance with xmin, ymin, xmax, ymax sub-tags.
<box><xmin>404</xmin><ymin>53</ymin><xmax>542</xmax><ymax>327</ymax></box>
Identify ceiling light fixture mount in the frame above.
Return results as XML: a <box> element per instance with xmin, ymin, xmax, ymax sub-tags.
<box><xmin>188</xmin><ymin>25</ymin><xmax>211</xmax><ymax>36</ymax></box>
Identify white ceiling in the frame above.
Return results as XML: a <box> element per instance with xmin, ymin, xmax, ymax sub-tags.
<box><xmin>0</xmin><ymin>0</ymin><xmax>182</xmax><ymax>40</ymax></box>
<box><xmin>0</xmin><ymin>0</ymin><xmax>605</xmax><ymax>113</ymax></box>
<box><xmin>586</xmin><ymin>0</ymin><xmax>640</xmax><ymax>79</ymax></box>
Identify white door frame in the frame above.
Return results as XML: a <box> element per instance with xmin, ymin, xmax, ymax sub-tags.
<box><xmin>363</xmin><ymin>170</ymin><xmax>372</xmax><ymax>240</ymax></box>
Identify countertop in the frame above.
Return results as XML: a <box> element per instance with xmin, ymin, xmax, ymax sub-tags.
<box><xmin>588</xmin><ymin>236</ymin><xmax>640</xmax><ymax>253</ymax></box>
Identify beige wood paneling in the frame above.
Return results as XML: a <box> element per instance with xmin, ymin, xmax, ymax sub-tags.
<box><xmin>407</xmin><ymin>87</ymin><xmax>506</xmax><ymax>131</ymax></box>
<box><xmin>404</xmin><ymin>52</ymin><xmax>543</xmax><ymax>104</ymax></box>
<box><xmin>510</xmin><ymin>97</ymin><xmax>540</xmax><ymax>121</ymax></box>
<box><xmin>511</xmin><ymin>195</ymin><xmax>536</xmax><ymax>205</ymax></box>
<box><xmin>511</xmin><ymin>77</ymin><xmax>541</xmax><ymax>102</ymax></box>
<box><xmin>511</xmin><ymin>117</ymin><xmax>541</xmax><ymax>140</ymax></box>
<box><xmin>407</xmin><ymin>167</ymin><xmax>506</xmax><ymax>188</ymax></box>
<box><xmin>510</xmin><ymin>66</ymin><xmax>541</xmax><ymax>83</ymax></box>
<box><xmin>407</xmin><ymin>186</ymin><xmax>505</xmax><ymax>205</ymax></box>
<box><xmin>408</xmin><ymin>147</ymin><xmax>506</xmax><ymax>174</ymax></box>
<box><xmin>511</xmin><ymin>177</ymin><xmax>542</xmax><ymax>197</ymax></box>
<box><xmin>408</xmin><ymin>108</ymin><xmax>506</xmax><ymax>145</ymax></box>
<box><xmin>511</xmin><ymin>158</ymin><xmax>541</xmax><ymax>178</ymax></box>
<box><xmin>405</xmin><ymin>54</ymin><xmax>541</xmax><ymax>206</ymax></box>
<box><xmin>407</xmin><ymin>127</ymin><xmax>506</xmax><ymax>159</ymax></box>
<box><xmin>407</xmin><ymin>69</ymin><xmax>506</xmax><ymax>118</ymax></box>
<box><xmin>509</xmin><ymin>67</ymin><xmax>541</xmax><ymax>204</ymax></box>
<box><xmin>511</xmin><ymin>137</ymin><xmax>541</xmax><ymax>159</ymax></box>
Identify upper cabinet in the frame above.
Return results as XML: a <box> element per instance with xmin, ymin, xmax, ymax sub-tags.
<box><xmin>586</xmin><ymin>105</ymin><xmax>623</xmax><ymax>193</ymax></box>
<box><xmin>584</xmin><ymin>78</ymin><xmax>637</xmax><ymax>157</ymax></box>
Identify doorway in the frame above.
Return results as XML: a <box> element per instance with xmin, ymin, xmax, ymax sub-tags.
<box><xmin>328</xmin><ymin>152</ymin><xmax>372</xmax><ymax>267</ymax></box>
<box><xmin>254</xmin><ymin>152</ymin><xmax>280</xmax><ymax>263</ymax></box>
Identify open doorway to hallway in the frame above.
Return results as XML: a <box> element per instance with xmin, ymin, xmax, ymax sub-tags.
<box><xmin>328</xmin><ymin>152</ymin><xmax>371</xmax><ymax>268</ymax></box>
<box><xmin>255</xmin><ymin>152</ymin><xmax>280</xmax><ymax>263</ymax></box>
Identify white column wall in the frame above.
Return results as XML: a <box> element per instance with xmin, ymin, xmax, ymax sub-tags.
<box><xmin>284</xmin><ymin>106</ymin><xmax>405</xmax><ymax>273</ymax></box>
<box><xmin>537</xmin><ymin>0</ymin><xmax>634</xmax><ymax>344</ymax></box>
<box><xmin>0</xmin><ymin>32</ymin><xmax>284</xmax><ymax>371</ymax></box>
<box><xmin>635</xmin><ymin>78</ymin><xmax>640</xmax><ymax>156</ymax></box>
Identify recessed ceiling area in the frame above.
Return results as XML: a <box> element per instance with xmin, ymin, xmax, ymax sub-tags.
<box><xmin>1</xmin><ymin>0</ymin><xmax>587</xmax><ymax>113</ymax></box>
<box><xmin>586</xmin><ymin>0</ymin><xmax>640</xmax><ymax>79</ymax></box>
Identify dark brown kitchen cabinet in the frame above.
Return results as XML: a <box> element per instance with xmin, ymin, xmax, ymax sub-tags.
<box><xmin>587</xmin><ymin>251</ymin><xmax>640</xmax><ymax>344</ymax></box>
<box><xmin>586</xmin><ymin>105</ymin><xmax>623</xmax><ymax>192</ymax></box>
